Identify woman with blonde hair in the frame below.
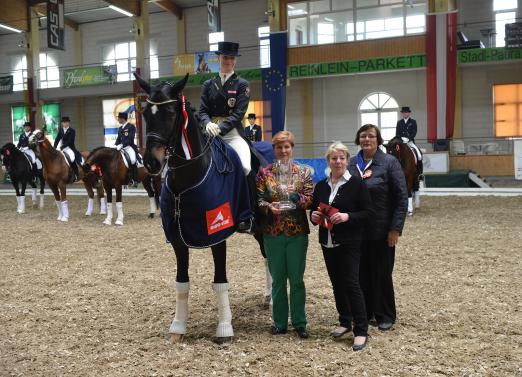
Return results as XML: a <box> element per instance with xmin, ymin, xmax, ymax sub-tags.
<box><xmin>256</xmin><ymin>131</ymin><xmax>313</xmax><ymax>338</ymax></box>
<box><xmin>311</xmin><ymin>142</ymin><xmax>373</xmax><ymax>351</ymax></box>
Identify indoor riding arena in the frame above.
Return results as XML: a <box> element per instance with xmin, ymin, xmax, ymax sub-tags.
<box><xmin>1</xmin><ymin>1</ymin><xmax>522</xmax><ymax>376</ymax></box>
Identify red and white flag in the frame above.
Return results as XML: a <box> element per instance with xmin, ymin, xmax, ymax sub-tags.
<box><xmin>426</xmin><ymin>11</ymin><xmax>457</xmax><ymax>143</ymax></box>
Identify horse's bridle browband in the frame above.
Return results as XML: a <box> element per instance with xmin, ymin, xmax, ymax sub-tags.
<box><xmin>146</xmin><ymin>98</ymin><xmax>178</xmax><ymax>105</ymax></box>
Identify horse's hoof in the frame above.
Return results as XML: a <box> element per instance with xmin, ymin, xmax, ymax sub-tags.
<box><xmin>85</xmin><ymin>212</ymin><xmax>92</xmax><ymax>216</ymax></box>
<box><xmin>148</xmin><ymin>213</ymin><xmax>154</xmax><ymax>219</ymax></box>
<box><xmin>115</xmin><ymin>220</ymin><xmax>124</xmax><ymax>226</ymax></box>
<box><xmin>170</xmin><ymin>334</ymin><xmax>184</xmax><ymax>344</ymax></box>
<box><xmin>60</xmin><ymin>217</ymin><xmax>68</xmax><ymax>222</ymax></box>
<box><xmin>103</xmin><ymin>220</ymin><xmax>112</xmax><ymax>225</ymax></box>
<box><xmin>407</xmin><ymin>211</ymin><xmax>413</xmax><ymax>216</ymax></box>
<box><xmin>100</xmin><ymin>210</ymin><xmax>107</xmax><ymax>215</ymax></box>
<box><xmin>214</xmin><ymin>336</ymin><xmax>233</xmax><ymax>345</ymax></box>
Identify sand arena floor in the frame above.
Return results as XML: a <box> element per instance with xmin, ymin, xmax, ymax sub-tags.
<box><xmin>0</xmin><ymin>195</ymin><xmax>521</xmax><ymax>376</ymax></box>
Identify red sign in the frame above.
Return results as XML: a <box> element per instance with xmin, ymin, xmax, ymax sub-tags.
<box><xmin>206</xmin><ymin>202</ymin><xmax>234</xmax><ymax>235</ymax></box>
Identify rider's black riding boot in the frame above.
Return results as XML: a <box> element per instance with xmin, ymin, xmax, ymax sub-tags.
<box><xmin>237</xmin><ymin>171</ymin><xmax>256</xmax><ymax>234</ymax></box>
<box><xmin>418</xmin><ymin>160</ymin><xmax>424</xmax><ymax>179</ymax></box>
<box><xmin>71</xmin><ymin>163</ymin><xmax>80</xmax><ymax>182</ymax></box>
<box><xmin>131</xmin><ymin>165</ymin><xmax>139</xmax><ymax>187</ymax></box>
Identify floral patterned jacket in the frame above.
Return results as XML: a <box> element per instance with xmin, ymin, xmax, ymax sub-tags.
<box><xmin>256</xmin><ymin>163</ymin><xmax>313</xmax><ymax>236</ymax></box>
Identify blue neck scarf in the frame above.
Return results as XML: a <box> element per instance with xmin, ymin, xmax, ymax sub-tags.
<box><xmin>356</xmin><ymin>150</ymin><xmax>372</xmax><ymax>174</ymax></box>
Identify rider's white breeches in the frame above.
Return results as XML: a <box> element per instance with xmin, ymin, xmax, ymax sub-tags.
<box><xmin>220</xmin><ymin>128</ymin><xmax>251</xmax><ymax>175</ymax></box>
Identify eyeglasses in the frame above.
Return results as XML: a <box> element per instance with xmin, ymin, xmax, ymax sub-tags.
<box><xmin>359</xmin><ymin>134</ymin><xmax>377</xmax><ymax>139</ymax></box>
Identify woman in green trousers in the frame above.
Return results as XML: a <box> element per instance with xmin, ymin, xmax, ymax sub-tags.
<box><xmin>256</xmin><ymin>131</ymin><xmax>313</xmax><ymax>338</ymax></box>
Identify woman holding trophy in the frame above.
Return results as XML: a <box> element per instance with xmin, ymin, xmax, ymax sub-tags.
<box><xmin>256</xmin><ymin>131</ymin><xmax>313</xmax><ymax>339</ymax></box>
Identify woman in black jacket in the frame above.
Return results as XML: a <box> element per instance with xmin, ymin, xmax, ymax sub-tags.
<box><xmin>348</xmin><ymin>124</ymin><xmax>408</xmax><ymax>332</ymax></box>
<box><xmin>311</xmin><ymin>142</ymin><xmax>373</xmax><ymax>351</ymax></box>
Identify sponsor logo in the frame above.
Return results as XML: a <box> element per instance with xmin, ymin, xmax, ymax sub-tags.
<box><xmin>206</xmin><ymin>202</ymin><xmax>234</xmax><ymax>235</ymax></box>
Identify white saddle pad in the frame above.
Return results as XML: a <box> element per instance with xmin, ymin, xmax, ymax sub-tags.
<box><xmin>120</xmin><ymin>147</ymin><xmax>143</xmax><ymax>168</ymax></box>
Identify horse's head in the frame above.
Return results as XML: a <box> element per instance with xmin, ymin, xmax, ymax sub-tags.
<box><xmin>134</xmin><ymin>72</ymin><xmax>189</xmax><ymax>175</ymax></box>
<box><xmin>385</xmin><ymin>137</ymin><xmax>405</xmax><ymax>157</ymax></box>
<box><xmin>29</xmin><ymin>129</ymin><xmax>46</xmax><ymax>147</ymax></box>
<box><xmin>82</xmin><ymin>163</ymin><xmax>103</xmax><ymax>188</ymax></box>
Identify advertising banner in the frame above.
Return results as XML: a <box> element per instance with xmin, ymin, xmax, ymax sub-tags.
<box><xmin>11</xmin><ymin>106</ymin><xmax>29</xmax><ymax>144</ymax></box>
<box><xmin>0</xmin><ymin>75</ymin><xmax>13</xmax><ymax>94</ymax></box>
<box><xmin>514</xmin><ymin>139</ymin><xmax>522</xmax><ymax>180</ymax></box>
<box><xmin>42</xmin><ymin>103</ymin><xmax>61</xmax><ymax>144</ymax></box>
<box><xmin>173</xmin><ymin>54</ymin><xmax>195</xmax><ymax>76</ymax></box>
<box><xmin>102</xmin><ymin>98</ymin><xmax>136</xmax><ymax>147</ymax></box>
<box><xmin>194</xmin><ymin>51</ymin><xmax>219</xmax><ymax>74</ymax></box>
<box><xmin>63</xmin><ymin>65</ymin><xmax>117</xmax><ymax>88</ymax></box>
<box><xmin>47</xmin><ymin>0</ymin><xmax>65</xmax><ymax>50</ymax></box>
<box><xmin>207</xmin><ymin>0</ymin><xmax>220</xmax><ymax>33</ymax></box>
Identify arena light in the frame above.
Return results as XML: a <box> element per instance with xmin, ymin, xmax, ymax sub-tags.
<box><xmin>108</xmin><ymin>5</ymin><xmax>133</xmax><ymax>17</ymax></box>
<box><xmin>0</xmin><ymin>23</ymin><xmax>22</xmax><ymax>33</ymax></box>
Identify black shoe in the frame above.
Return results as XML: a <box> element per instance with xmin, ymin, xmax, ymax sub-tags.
<box><xmin>330</xmin><ymin>326</ymin><xmax>351</xmax><ymax>339</ymax></box>
<box><xmin>352</xmin><ymin>336</ymin><xmax>368</xmax><ymax>352</ymax></box>
<box><xmin>270</xmin><ymin>326</ymin><xmax>287</xmax><ymax>335</ymax></box>
<box><xmin>378</xmin><ymin>322</ymin><xmax>394</xmax><ymax>331</ymax></box>
<box><xmin>295</xmin><ymin>327</ymin><xmax>309</xmax><ymax>339</ymax></box>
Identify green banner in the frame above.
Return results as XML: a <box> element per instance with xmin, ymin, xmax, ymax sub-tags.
<box><xmin>11</xmin><ymin>105</ymin><xmax>29</xmax><ymax>143</ymax></box>
<box><xmin>289</xmin><ymin>54</ymin><xmax>426</xmax><ymax>78</ymax></box>
<box><xmin>42</xmin><ymin>103</ymin><xmax>60</xmax><ymax>143</ymax></box>
<box><xmin>458</xmin><ymin>47</ymin><xmax>522</xmax><ymax>64</ymax></box>
<box><xmin>154</xmin><ymin>68</ymin><xmax>263</xmax><ymax>87</ymax></box>
<box><xmin>0</xmin><ymin>75</ymin><xmax>13</xmax><ymax>94</ymax></box>
<box><xmin>63</xmin><ymin>65</ymin><xmax>117</xmax><ymax>88</ymax></box>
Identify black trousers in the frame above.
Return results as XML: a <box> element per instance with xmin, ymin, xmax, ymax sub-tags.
<box><xmin>360</xmin><ymin>239</ymin><xmax>396</xmax><ymax>324</ymax></box>
<box><xmin>322</xmin><ymin>242</ymin><xmax>368</xmax><ymax>337</ymax></box>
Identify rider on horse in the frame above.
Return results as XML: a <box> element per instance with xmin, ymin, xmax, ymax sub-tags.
<box><xmin>17</xmin><ymin>121</ymin><xmax>39</xmax><ymax>180</ymax></box>
<box><xmin>115</xmin><ymin>112</ymin><xmax>141</xmax><ymax>187</ymax></box>
<box><xmin>199</xmin><ymin>41</ymin><xmax>254</xmax><ymax>232</ymax></box>
<box><xmin>53</xmin><ymin>116</ymin><xmax>83</xmax><ymax>182</ymax></box>
<box><xmin>396</xmin><ymin>106</ymin><xmax>423</xmax><ymax>176</ymax></box>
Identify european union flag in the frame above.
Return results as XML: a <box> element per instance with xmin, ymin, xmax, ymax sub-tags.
<box><xmin>262</xmin><ymin>32</ymin><xmax>288</xmax><ymax>136</ymax></box>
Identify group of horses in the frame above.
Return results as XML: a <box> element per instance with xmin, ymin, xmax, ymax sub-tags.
<box><xmin>0</xmin><ymin>129</ymin><xmax>161</xmax><ymax>225</ymax></box>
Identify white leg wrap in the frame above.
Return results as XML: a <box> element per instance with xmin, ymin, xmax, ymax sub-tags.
<box><xmin>60</xmin><ymin>201</ymin><xmax>69</xmax><ymax>222</ymax></box>
<box><xmin>31</xmin><ymin>188</ymin><xmax>37</xmax><ymax>204</ymax></box>
<box><xmin>169</xmin><ymin>282</ymin><xmax>190</xmax><ymax>335</ymax></box>
<box><xmin>407</xmin><ymin>197</ymin><xmax>413</xmax><ymax>215</ymax></box>
<box><xmin>39</xmin><ymin>194</ymin><xmax>44</xmax><ymax>209</ymax></box>
<box><xmin>56</xmin><ymin>200</ymin><xmax>63</xmax><ymax>220</ymax></box>
<box><xmin>149</xmin><ymin>197</ymin><xmax>157</xmax><ymax>215</ymax></box>
<box><xmin>103</xmin><ymin>203</ymin><xmax>113</xmax><ymax>225</ymax></box>
<box><xmin>414</xmin><ymin>191</ymin><xmax>420</xmax><ymax>209</ymax></box>
<box><xmin>264</xmin><ymin>259</ymin><xmax>272</xmax><ymax>297</ymax></box>
<box><xmin>115</xmin><ymin>202</ymin><xmax>124</xmax><ymax>225</ymax></box>
<box><xmin>19</xmin><ymin>196</ymin><xmax>25</xmax><ymax>214</ymax></box>
<box><xmin>85</xmin><ymin>198</ymin><xmax>94</xmax><ymax>216</ymax></box>
<box><xmin>16</xmin><ymin>196</ymin><xmax>22</xmax><ymax>213</ymax></box>
<box><xmin>213</xmin><ymin>283</ymin><xmax>234</xmax><ymax>338</ymax></box>
<box><xmin>99</xmin><ymin>197</ymin><xmax>107</xmax><ymax>214</ymax></box>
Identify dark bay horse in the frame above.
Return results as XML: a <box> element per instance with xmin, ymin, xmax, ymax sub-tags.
<box><xmin>82</xmin><ymin>147</ymin><xmax>161</xmax><ymax>225</ymax></box>
<box><xmin>134</xmin><ymin>72</ymin><xmax>269</xmax><ymax>344</ymax></box>
<box><xmin>386</xmin><ymin>137</ymin><xmax>419</xmax><ymax>215</ymax></box>
<box><xmin>1</xmin><ymin>142</ymin><xmax>45</xmax><ymax>213</ymax></box>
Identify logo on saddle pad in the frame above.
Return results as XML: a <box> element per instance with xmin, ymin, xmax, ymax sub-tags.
<box><xmin>206</xmin><ymin>202</ymin><xmax>234</xmax><ymax>235</ymax></box>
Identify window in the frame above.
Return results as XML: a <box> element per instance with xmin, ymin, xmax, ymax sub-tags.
<box><xmin>103</xmin><ymin>41</ymin><xmax>136</xmax><ymax>82</ymax></box>
<box><xmin>209</xmin><ymin>31</ymin><xmax>224</xmax><ymax>52</ymax></box>
<box><xmin>103</xmin><ymin>42</ymin><xmax>158</xmax><ymax>81</ymax></box>
<box><xmin>359</xmin><ymin>92</ymin><xmax>399</xmax><ymax>142</ymax></box>
<box><xmin>39</xmin><ymin>53</ymin><xmax>60</xmax><ymax>89</ymax></box>
<box><xmin>11</xmin><ymin>56</ymin><xmax>27</xmax><ymax>91</ymax></box>
<box><xmin>11</xmin><ymin>53</ymin><xmax>59</xmax><ymax>91</ymax></box>
<box><xmin>494</xmin><ymin>84</ymin><xmax>522</xmax><ymax>137</ymax></box>
<box><xmin>288</xmin><ymin>0</ymin><xmax>427</xmax><ymax>46</ymax></box>
<box><xmin>259</xmin><ymin>26</ymin><xmax>270</xmax><ymax>68</ymax></box>
<box><xmin>495</xmin><ymin>11</ymin><xmax>516</xmax><ymax>47</ymax></box>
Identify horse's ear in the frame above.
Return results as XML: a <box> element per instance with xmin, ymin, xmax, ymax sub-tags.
<box><xmin>133</xmin><ymin>72</ymin><xmax>151</xmax><ymax>95</ymax></box>
<box><xmin>170</xmin><ymin>73</ymin><xmax>189</xmax><ymax>97</ymax></box>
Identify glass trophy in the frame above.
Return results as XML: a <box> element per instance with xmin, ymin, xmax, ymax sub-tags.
<box><xmin>274</xmin><ymin>159</ymin><xmax>296</xmax><ymax>211</ymax></box>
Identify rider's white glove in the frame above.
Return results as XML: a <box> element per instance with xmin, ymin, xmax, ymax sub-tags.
<box><xmin>116</xmin><ymin>144</ymin><xmax>123</xmax><ymax>151</ymax></box>
<box><xmin>205</xmin><ymin>122</ymin><xmax>221</xmax><ymax>137</ymax></box>
<box><xmin>401</xmin><ymin>137</ymin><xmax>410</xmax><ymax>143</ymax></box>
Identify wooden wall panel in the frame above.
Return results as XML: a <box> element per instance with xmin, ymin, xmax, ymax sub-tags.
<box><xmin>449</xmin><ymin>154</ymin><xmax>514</xmax><ymax>176</ymax></box>
<box><xmin>288</xmin><ymin>35</ymin><xmax>426</xmax><ymax>65</ymax></box>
